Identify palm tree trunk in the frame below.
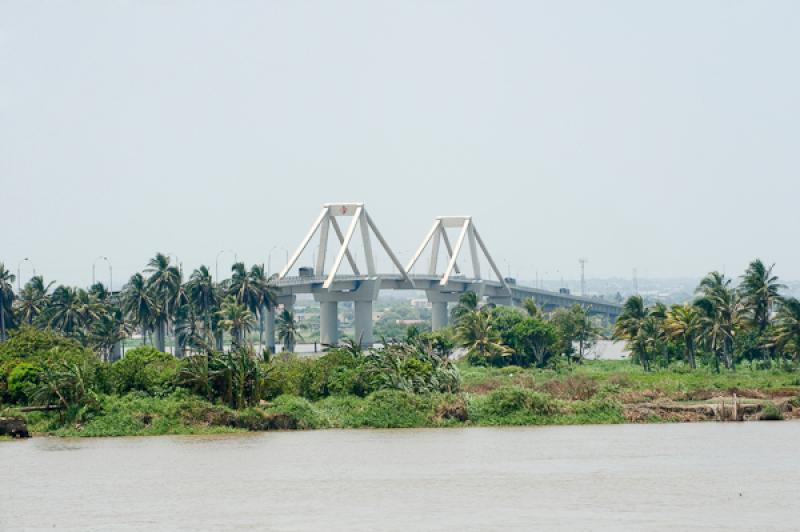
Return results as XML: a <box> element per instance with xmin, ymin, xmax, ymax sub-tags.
<box><xmin>156</xmin><ymin>321</ymin><xmax>166</xmax><ymax>352</ymax></box>
<box><xmin>174</xmin><ymin>324</ymin><xmax>184</xmax><ymax>359</ymax></box>
<box><xmin>0</xmin><ymin>304</ymin><xmax>5</xmax><ymax>342</ymax></box>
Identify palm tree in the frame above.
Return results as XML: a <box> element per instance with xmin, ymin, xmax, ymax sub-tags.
<box><xmin>739</xmin><ymin>259</ymin><xmax>784</xmax><ymax>363</ymax></box>
<box><xmin>455</xmin><ymin>308</ymin><xmax>509</xmax><ymax>361</ymax></box>
<box><xmin>248</xmin><ymin>264</ymin><xmax>277</xmax><ymax>353</ymax></box>
<box><xmin>15</xmin><ymin>275</ymin><xmax>53</xmax><ymax>325</ymax></box>
<box><xmin>122</xmin><ymin>273</ymin><xmax>156</xmax><ymax>346</ymax></box>
<box><xmin>89</xmin><ymin>306</ymin><xmax>129</xmax><ymax>361</ymax></box>
<box><xmin>276</xmin><ymin>309</ymin><xmax>304</xmax><ymax>352</ymax></box>
<box><xmin>0</xmin><ymin>263</ymin><xmax>16</xmax><ymax>341</ymax></box>
<box><xmin>665</xmin><ymin>304</ymin><xmax>702</xmax><ymax>369</ymax></box>
<box><xmin>187</xmin><ymin>265</ymin><xmax>220</xmax><ymax>346</ymax></box>
<box><xmin>450</xmin><ymin>291</ymin><xmax>479</xmax><ymax>326</ymax></box>
<box><xmin>773</xmin><ymin>297</ymin><xmax>800</xmax><ymax>363</ymax></box>
<box><xmin>46</xmin><ymin>286</ymin><xmax>103</xmax><ymax>339</ymax></box>
<box><xmin>696</xmin><ymin>271</ymin><xmax>741</xmax><ymax>371</ymax></box>
<box><xmin>613</xmin><ymin>295</ymin><xmax>649</xmax><ymax>369</ymax></box>
<box><xmin>217</xmin><ymin>296</ymin><xmax>256</xmax><ymax>348</ymax></box>
<box><xmin>145</xmin><ymin>253</ymin><xmax>182</xmax><ymax>352</ymax></box>
<box><xmin>521</xmin><ymin>298</ymin><xmax>542</xmax><ymax>319</ymax></box>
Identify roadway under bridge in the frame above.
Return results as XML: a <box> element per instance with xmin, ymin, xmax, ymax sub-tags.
<box><xmin>263</xmin><ymin>203</ymin><xmax>622</xmax><ymax>350</ymax></box>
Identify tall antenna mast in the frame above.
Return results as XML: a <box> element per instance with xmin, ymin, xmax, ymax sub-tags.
<box><xmin>579</xmin><ymin>258</ymin><xmax>588</xmax><ymax>296</ymax></box>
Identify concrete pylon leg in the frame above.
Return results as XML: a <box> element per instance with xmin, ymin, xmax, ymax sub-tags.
<box><xmin>354</xmin><ymin>300</ymin><xmax>374</xmax><ymax>346</ymax></box>
<box><xmin>265</xmin><ymin>306</ymin><xmax>276</xmax><ymax>354</ymax></box>
<box><xmin>431</xmin><ymin>301</ymin><xmax>449</xmax><ymax>331</ymax></box>
<box><xmin>320</xmin><ymin>301</ymin><xmax>338</xmax><ymax>346</ymax></box>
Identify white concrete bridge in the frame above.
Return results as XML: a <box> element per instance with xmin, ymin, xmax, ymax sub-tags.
<box><xmin>265</xmin><ymin>203</ymin><xmax>622</xmax><ymax>350</ymax></box>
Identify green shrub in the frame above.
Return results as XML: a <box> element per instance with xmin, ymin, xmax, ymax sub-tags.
<box><xmin>356</xmin><ymin>390</ymin><xmax>431</xmax><ymax>428</ymax></box>
<box><xmin>759</xmin><ymin>403</ymin><xmax>784</xmax><ymax>421</ymax></box>
<box><xmin>111</xmin><ymin>346</ymin><xmax>177</xmax><ymax>395</ymax></box>
<box><xmin>468</xmin><ymin>386</ymin><xmax>560</xmax><ymax>425</ymax></box>
<box><xmin>481</xmin><ymin>386</ymin><xmax>558</xmax><ymax>417</ymax></box>
<box><xmin>264</xmin><ymin>395</ymin><xmax>323</xmax><ymax>429</ymax></box>
<box><xmin>569</xmin><ymin>397</ymin><xmax>625</xmax><ymax>424</ymax></box>
<box><xmin>7</xmin><ymin>362</ymin><xmax>41</xmax><ymax>404</ymax></box>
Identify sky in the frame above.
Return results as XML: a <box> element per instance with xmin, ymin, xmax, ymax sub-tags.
<box><xmin>2</xmin><ymin>1</ymin><xmax>799</xmax><ymax>289</ymax></box>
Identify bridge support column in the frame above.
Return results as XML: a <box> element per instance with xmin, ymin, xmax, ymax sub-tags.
<box><xmin>265</xmin><ymin>305</ymin><xmax>276</xmax><ymax>354</ymax></box>
<box><xmin>425</xmin><ymin>290</ymin><xmax>465</xmax><ymax>331</ymax></box>
<box><xmin>431</xmin><ymin>302</ymin><xmax>448</xmax><ymax>331</ymax></box>
<box><xmin>354</xmin><ymin>300</ymin><xmax>373</xmax><ymax>346</ymax></box>
<box><xmin>314</xmin><ymin>280</ymin><xmax>380</xmax><ymax>348</ymax></box>
<box><xmin>319</xmin><ymin>301</ymin><xmax>338</xmax><ymax>346</ymax></box>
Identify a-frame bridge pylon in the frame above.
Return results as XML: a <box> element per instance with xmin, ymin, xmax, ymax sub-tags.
<box><xmin>406</xmin><ymin>216</ymin><xmax>509</xmax><ymax>290</ymax></box>
<box><xmin>279</xmin><ymin>203</ymin><xmax>412</xmax><ymax>289</ymax></box>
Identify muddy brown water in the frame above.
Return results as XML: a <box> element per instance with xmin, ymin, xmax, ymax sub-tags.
<box><xmin>2</xmin><ymin>422</ymin><xmax>799</xmax><ymax>531</ymax></box>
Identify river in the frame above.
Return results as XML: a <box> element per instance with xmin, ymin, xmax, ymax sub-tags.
<box><xmin>2</xmin><ymin>422</ymin><xmax>798</xmax><ymax>531</ymax></box>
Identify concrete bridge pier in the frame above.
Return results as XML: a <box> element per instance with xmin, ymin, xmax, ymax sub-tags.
<box><xmin>314</xmin><ymin>280</ymin><xmax>380</xmax><ymax>347</ymax></box>
<box><xmin>265</xmin><ymin>295</ymin><xmax>296</xmax><ymax>353</ymax></box>
<box><xmin>319</xmin><ymin>301</ymin><xmax>338</xmax><ymax>346</ymax></box>
<box><xmin>425</xmin><ymin>290</ymin><xmax>464</xmax><ymax>331</ymax></box>
<box><xmin>264</xmin><ymin>305</ymin><xmax>276</xmax><ymax>354</ymax></box>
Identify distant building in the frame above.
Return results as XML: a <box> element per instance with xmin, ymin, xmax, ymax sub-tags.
<box><xmin>411</xmin><ymin>299</ymin><xmax>430</xmax><ymax>309</ymax></box>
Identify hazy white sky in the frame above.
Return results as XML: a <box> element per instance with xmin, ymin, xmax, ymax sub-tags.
<box><xmin>2</xmin><ymin>1</ymin><xmax>799</xmax><ymax>288</ymax></box>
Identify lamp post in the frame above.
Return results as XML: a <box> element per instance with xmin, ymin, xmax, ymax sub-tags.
<box><xmin>267</xmin><ymin>246</ymin><xmax>288</xmax><ymax>277</ymax></box>
<box><xmin>215</xmin><ymin>249</ymin><xmax>237</xmax><ymax>282</ymax></box>
<box><xmin>17</xmin><ymin>258</ymin><xmax>34</xmax><ymax>291</ymax></box>
<box><xmin>92</xmin><ymin>256</ymin><xmax>112</xmax><ymax>290</ymax></box>
<box><xmin>166</xmin><ymin>252</ymin><xmax>182</xmax><ymax>276</ymax></box>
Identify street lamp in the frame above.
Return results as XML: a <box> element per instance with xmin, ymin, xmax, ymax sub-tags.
<box><xmin>166</xmin><ymin>252</ymin><xmax>182</xmax><ymax>275</ymax></box>
<box><xmin>267</xmin><ymin>246</ymin><xmax>288</xmax><ymax>277</ymax></box>
<box><xmin>215</xmin><ymin>249</ymin><xmax>237</xmax><ymax>281</ymax></box>
<box><xmin>16</xmin><ymin>258</ymin><xmax>35</xmax><ymax>291</ymax></box>
<box><xmin>93</xmin><ymin>256</ymin><xmax>113</xmax><ymax>291</ymax></box>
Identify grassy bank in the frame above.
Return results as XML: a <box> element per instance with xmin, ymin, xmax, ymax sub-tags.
<box><xmin>5</xmin><ymin>360</ymin><xmax>799</xmax><ymax>437</ymax></box>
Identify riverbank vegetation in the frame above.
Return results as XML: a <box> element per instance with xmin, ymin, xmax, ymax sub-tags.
<box><xmin>1</xmin><ymin>258</ymin><xmax>799</xmax><ymax>437</ymax></box>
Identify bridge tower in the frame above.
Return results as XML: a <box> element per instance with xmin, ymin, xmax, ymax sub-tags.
<box><xmin>407</xmin><ymin>216</ymin><xmax>508</xmax><ymax>330</ymax></box>
<box><xmin>277</xmin><ymin>203</ymin><xmax>410</xmax><ymax>347</ymax></box>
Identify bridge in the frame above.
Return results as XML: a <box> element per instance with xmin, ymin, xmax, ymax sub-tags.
<box><xmin>265</xmin><ymin>203</ymin><xmax>622</xmax><ymax>350</ymax></box>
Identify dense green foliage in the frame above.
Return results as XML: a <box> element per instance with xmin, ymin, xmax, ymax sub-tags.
<box><xmin>1</xmin><ymin>257</ymin><xmax>799</xmax><ymax>437</ymax></box>
<box><xmin>614</xmin><ymin>260</ymin><xmax>800</xmax><ymax>372</ymax></box>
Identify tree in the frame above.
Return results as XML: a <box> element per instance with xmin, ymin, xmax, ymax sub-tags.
<box><xmin>739</xmin><ymin>259</ymin><xmax>784</xmax><ymax>364</ymax></box>
<box><xmin>89</xmin><ymin>306</ymin><xmax>129</xmax><ymax>361</ymax></box>
<box><xmin>229</xmin><ymin>263</ymin><xmax>277</xmax><ymax>352</ymax></box>
<box><xmin>0</xmin><ymin>263</ymin><xmax>16</xmax><ymax>341</ymax></box>
<box><xmin>456</xmin><ymin>308</ymin><xmax>510</xmax><ymax>364</ymax></box>
<box><xmin>508</xmin><ymin>317</ymin><xmax>558</xmax><ymax>367</ymax></box>
<box><xmin>15</xmin><ymin>275</ymin><xmax>53</xmax><ymax>326</ymax></box>
<box><xmin>276</xmin><ymin>309</ymin><xmax>304</xmax><ymax>353</ymax></box>
<box><xmin>773</xmin><ymin>297</ymin><xmax>800</xmax><ymax>364</ymax></box>
<box><xmin>187</xmin><ymin>265</ymin><xmax>220</xmax><ymax>346</ymax></box>
<box><xmin>450</xmin><ymin>291</ymin><xmax>479</xmax><ymax>326</ymax></box>
<box><xmin>613</xmin><ymin>295</ymin><xmax>649</xmax><ymax>370</ymax></box>
<box><xmin>145</xmin><ymin>253</ymin><xmax>182</xmax><ymax>352</ymax></box>
<box><xmin>696</xmin><ymin>272</ymin><xmax>740</xmax><ymax>371</ymax></box>
<box><xmin>217</xmin><ymin>296</ymin><xmax>256</xmax><ymax>348</ymax></box>
<box><xmin>521</xmin><ymin>298</ymin><xmax>542</xmax><ymax>319</ymax></box>
<box><xmin>665</xmin><ymin>304</ymin><xmax>702</xmax><ymax>369</ymax></box>
<box><xmin>122</xmin><ymin>273</ymin><xmax>156</xmax><ymax>346</ymax></box>
<box><xmin>549</xmin><ymin>305</ymin><xmax>599</xmax><ymax>364</ymax></box>
<box><xmin>45</xmin><ymin>286</ymin><xmax>103</xmax><ymax>339</ymax></box>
